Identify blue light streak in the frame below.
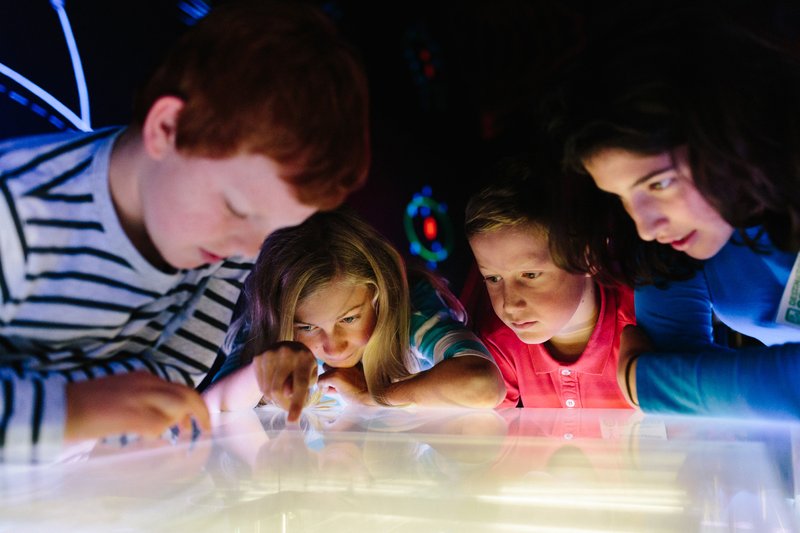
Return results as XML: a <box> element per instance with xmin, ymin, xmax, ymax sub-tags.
<box><xmin>0</xmin><ymin>62</ymin><xmax>89</xmax><ymax>131</ymax></box>
<box><xmin>50</xmin><ymin>0</ymin><xmax>91</xmax><ymax>129</ymax></box>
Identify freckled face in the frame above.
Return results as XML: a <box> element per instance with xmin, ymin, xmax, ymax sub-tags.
<box><xmin>583</xmin><ymin>147</ymin><xmax>734</xmax><ymax>260</ymax></box>
<box><xmin>468</xmin><ymin>225</ymin><xmax>589</xmax><ymax>344</ymax></box>
<box><xmin>293</xmin><ymin>281</ymin><xmax>377</xmax><ymax>368</ymax></box>
<box><xmin>139</xmin><ymin>152</ymin><xmax>317</xmax><ymax>269</ymax></box>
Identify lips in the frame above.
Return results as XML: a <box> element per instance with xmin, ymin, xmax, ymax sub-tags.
<box><xmin>511</xmin><ymin>320</ymin><xmax>538</xmax><ymax>330</ymax></box>
<box><xmin>668</xmin><ymin>230</ymin><xmax>696</xmax><ymax>251</ymax></box>
<box><xmin>200</xmin><ymin>249</ymin><xmax>225</xmax><ymax>263</ymax></box>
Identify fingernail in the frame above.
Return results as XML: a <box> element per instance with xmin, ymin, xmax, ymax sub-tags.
<box><xmin>162</xmin><ymin>425</ymin><xmax>179</xmax><ymax>445</ymax></box>
<box><xmin>191</xmin><ymin>418</ymin><xmax>201</xmax><ymax>443</ymax></box>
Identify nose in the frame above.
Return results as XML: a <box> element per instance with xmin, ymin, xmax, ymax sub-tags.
<box><xmin>627</xmin><ymin>195</ymin><xmax>668</xmax><ymax>242</ymax></box>
<box><xmin>321</xmin><ymin>329</ymin><xmax>347</xmax><ymax>357</ymax></box>
<box><xmin>501</xmin><ymin>281</ymin><xmax>527</xmax><ymax>316</ymax></box>
<box><xmin>227</xmin><ymin>224</ymin><xmax>268</xmax><ymax>259</ymax></box>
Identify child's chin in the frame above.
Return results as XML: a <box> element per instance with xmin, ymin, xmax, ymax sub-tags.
<box><xmin>513</xmin><ymin>331</ymin><xmax>549</xmax><ymax>346</ymax></box>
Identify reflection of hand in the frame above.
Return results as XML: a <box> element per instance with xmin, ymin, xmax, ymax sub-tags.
<box><xmin>253</xmin><ymin>426</ymin><xmax>317</xmax><ymax>480</ymax></box>
<box><xmin>65</xmin><ymin>371</ymin><xmax>210</xmax><ymax>441</ymax></box>
<box><xmin>318</xmin><ymin>362</ymin><xmax>377</xmax><ymax>406</ymax></box>
<box><xmin>254</xmin><ymin>341</ymin><xmax>318</xmax><ymax>422</ymax></box>
<box><xmin>617</xmin><ymin>325</ymin><xmax>653</xmax><ymax>408</ymax></box>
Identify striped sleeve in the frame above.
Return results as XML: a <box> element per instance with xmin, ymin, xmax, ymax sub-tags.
<box><xmin>209</xmin><ymin>316</ymin><xmax>252</xmax><ymax>386</ymax></box>
<box><xmin>409</xmin><ymin>278</ymin><xmax>495</xmax><ymax>371</ymax></box>
<box><xmin>0</xmin><ymin>369</ymin><xmax>66</xmax><ymax>463</ymax></box>
<box><xmin>145</xmin><ymin>265</ymin><xmax>249</xmax><ymax>389</ymax></box>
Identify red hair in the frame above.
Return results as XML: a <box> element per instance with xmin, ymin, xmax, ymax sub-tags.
<box><xmin>133</xmin><ymin>0</ymin><xmax>370</xmax><ymax>208</ymax></box>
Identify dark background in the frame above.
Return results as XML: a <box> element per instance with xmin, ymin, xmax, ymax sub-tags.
<box><xmin>1</xmin><ymin>0</ymin><xmax>797</xmax><ymax>293</ymax></box>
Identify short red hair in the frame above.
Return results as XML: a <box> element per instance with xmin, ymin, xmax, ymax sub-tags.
<box><xmin>133</xmin><ymin>0</ymin><xmax>369</xmax><ymax>208</ymax></box>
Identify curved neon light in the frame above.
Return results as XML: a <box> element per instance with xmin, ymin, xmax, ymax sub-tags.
<box><xmin>50</xmin><ymin>0</ymin><xmax>91</xmax><ymax>129</ymax></box>
<box><xmin>0</xmin><ymin>62</ymin><xmax>89</xmax><ymax>131</ymax></box>
<box><xmin>403</xmin><ymin>190</ymin><xmax>453</xmax><ymax>265</ymax></box>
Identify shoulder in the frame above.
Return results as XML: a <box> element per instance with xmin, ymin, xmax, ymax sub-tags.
<box><xmin>0</xmin><ymin>128</ymin><xmax>120</xmax><ymax>161</ymax></box>
<box><xmin>600</xmin><ymin>282</ymin><xmax>636</xmax><ymax>325</ymax></box>
<box><xmin>409</xmin><ymin>271</ymin><xmax>462</xmax><ymax>320</ymax></box>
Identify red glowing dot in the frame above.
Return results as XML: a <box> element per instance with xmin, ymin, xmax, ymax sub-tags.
<box><xmin>419</xmin><ymin>49</ymin><xmax>431</xmax><ymax>62</ymax></box>
<box><xmin>423</xmin><ymin>217</ymin><xmax>438</xmax><ymax>240</ymax></box>
<box><xmin>424</xmin><ymin>64</ymin><xmax>436</xmax><ymax>78</ymax></box>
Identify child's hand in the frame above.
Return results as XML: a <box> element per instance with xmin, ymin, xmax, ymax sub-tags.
<box><xmin>318</xmin><ymin>362</ymin><xmax>377</xmax><ymax>406</ymax></box>
<box><xmin>65</xmin><ymin>371</ymin><xmax>211</xmax><ymax>441</ymax></box>
<box><xmin>253</xmin><ymin>341</ymin><xmax>318</xmax><ymax>422</ymax></box>
<box><xmin>617</xmin><ymin>325</ymin><xmax>653</xmax><ymax>408</ymax></box>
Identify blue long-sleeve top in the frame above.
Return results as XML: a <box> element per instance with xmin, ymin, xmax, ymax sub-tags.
<box><xmin>635</xmin><ymin>228</ymin><xmax>800</xmax><ymax>418</ymax></box>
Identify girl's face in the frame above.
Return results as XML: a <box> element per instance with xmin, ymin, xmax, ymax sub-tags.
<box><xmin>468</xmin><ymin>224</ymin><xmax>594</xmax><ymax>345</ymax></box>
<box><xmin>293</xmin><ymin>280</ymin><xmax>377</xmax><ymax>368</ymax></box>
<box><xmin>583</xmin><ymin>146</ymin><xmax>734</xmax><ymax>260</ymax></box>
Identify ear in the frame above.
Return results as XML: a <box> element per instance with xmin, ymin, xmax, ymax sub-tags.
<box><xmin>141</xmin><ymin>96</ymin><xmax>185</xmax><ymax>160</ymax></box>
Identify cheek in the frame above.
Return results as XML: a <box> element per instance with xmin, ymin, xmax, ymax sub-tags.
<box><xmin>541</xmin><ymin>277</ymin><xmax>586</xmax><ymax>319</ymax></box>
<box><xmin>295</xmin><ymin>334</ymin><xmax>321</xmax><ymax>354</ymax></box>
<box><xmin>484</xmin><ymin>285</ymin><xmax>504</xmax><ymax>310</ymax></box>
<box><xmin>355</xmin><ymin>321</ymin><xmax>376</xmax><ymax>346</ymax></box>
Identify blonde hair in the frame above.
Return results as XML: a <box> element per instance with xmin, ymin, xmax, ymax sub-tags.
<box><xmin>244</xmin><ymin>208</ymin><xmax>412</xmax><ymax>404</ymax></box>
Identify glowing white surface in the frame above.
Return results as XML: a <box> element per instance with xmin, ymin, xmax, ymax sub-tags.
<box><xmin>0</xmin><ymin>406</ymin><xmax>798</xmax><ymax>532</ymax></box>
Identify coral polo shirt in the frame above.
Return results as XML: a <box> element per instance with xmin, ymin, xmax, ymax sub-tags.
<box><xmin>462</xmin><ymin>266</ymin><xmax>635</xmax><ymax>409</ymax></box>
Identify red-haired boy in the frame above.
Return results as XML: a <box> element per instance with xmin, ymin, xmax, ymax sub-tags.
<box><xmin>0</xmin><ymin>0</ymin><xmax>369</xmax><ymax>460</ymax></box>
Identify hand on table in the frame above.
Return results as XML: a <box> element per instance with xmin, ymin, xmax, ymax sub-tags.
<box><xmin>65</xmin><ymin>371</ymin><xmax>210</xmax><ymax>441</ymax></box>
<box><xmin>253</xmin><ymin>340</ymin><xmax>318</xmax><ymax>422</ymax></box>
<box><xmin>318</xmin><ymin>362</ymin><xmax>377</xmax><ymax>406</ymax></box>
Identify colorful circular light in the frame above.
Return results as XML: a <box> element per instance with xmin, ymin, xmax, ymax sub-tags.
<box><xmin>403</xmin><ymin>186</ymin><xmax>453</xmax><ymax>269</ymax></box>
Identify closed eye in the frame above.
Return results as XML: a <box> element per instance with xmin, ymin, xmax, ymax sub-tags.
<box><xmin>225</xmin><ymin>198</ymin><xmax>247</xmax><ymax>219</ymax></box>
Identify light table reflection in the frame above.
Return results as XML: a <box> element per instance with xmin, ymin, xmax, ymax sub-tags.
<box><xmin>0</xmin><ymin>406</ymin><xmax>797</xmax><ymax>532</ymax></box>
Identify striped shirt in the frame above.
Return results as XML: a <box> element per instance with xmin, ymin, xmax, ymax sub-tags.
<box><xmin>0</xmin><ymin>128</ymin><xmax>250</xmax><ymax>461</ymax></box>
<box><xmin>408</xmin><ymin>278</ymin><xmax>494</xmax><ymax>371</ymax></box>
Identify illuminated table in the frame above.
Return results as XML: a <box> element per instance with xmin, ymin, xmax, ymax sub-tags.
<box><xmin>1</xmin><ymin>406</ymin><xmax>798</xmax><ymax>532</ymax></box>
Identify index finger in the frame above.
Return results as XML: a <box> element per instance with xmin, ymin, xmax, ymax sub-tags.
<box><xmin>287</xmin><ymin>369</ymin><xmax>312</xmax><ymax>423</ymax></box>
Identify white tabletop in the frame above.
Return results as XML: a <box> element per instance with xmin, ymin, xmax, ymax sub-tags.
<box><xmin>1</xmin><ymin>406</ymin><xmax>798</xmax><ymax>532</ymax></box>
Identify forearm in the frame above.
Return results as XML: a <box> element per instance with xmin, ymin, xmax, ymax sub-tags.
<box><xmin>635</xmin><ymin>343</ymin><xmax>800</xmax><ymax>418</ymax></box>
<box><xmin>202</xmin><ymin>363</ymin><xmax>262</xmax><ymax>412</ymax></box>
<box><xmin>383</xmin><ymin>356</ymin><xmax>505</xmax><ymax>408</ymax></box>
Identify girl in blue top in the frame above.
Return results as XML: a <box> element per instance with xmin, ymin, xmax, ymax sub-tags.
<box><xmin>204</xmin><ymin>208</ymin><xmax>505</xmax><ymax>421</ymax></box>
<box><xmin>552</xmin><ymin>7</ymin><xmax>800</xmax><ymax>418</ymax></box>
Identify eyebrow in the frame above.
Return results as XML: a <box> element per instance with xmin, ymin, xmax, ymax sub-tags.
<box><xmin>294</xmin><ymin>303</ymin><xmax>364</xmax><ymax>326</ymax></box>
<box><xmin>630</xmin><ymin>164</ymin><xmax>675</xmax><ymax>189</ymax></box>
<box><xmin>476</xmin><ymin>261</ymin><xmax>548</xmax><ymax>274</ymax></box>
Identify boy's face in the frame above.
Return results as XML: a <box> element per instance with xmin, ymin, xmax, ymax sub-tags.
<box><xmin>139</xmin><ymin>151</ymin><xmax>317</xmax><ymax>269</ymax></box>
<box><xmin>469</xmin><ymin>225</ymin><xmax>590</xmax><ymax>345</ymax></box>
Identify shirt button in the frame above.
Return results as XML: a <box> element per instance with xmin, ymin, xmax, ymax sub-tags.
<box><xmin>566</xmin><ymin>399</ymin><xmax>576</xmax><ymax>408</ymax></box>
<box><xmin>564</xmin><ymin>433</ymin><xmax>574</xmax><ymax>440</ymax></box>
<box><xmin>561</xmin><ymin>369</ymin><xmax>571</xmax><ymax>376</ymax></box>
